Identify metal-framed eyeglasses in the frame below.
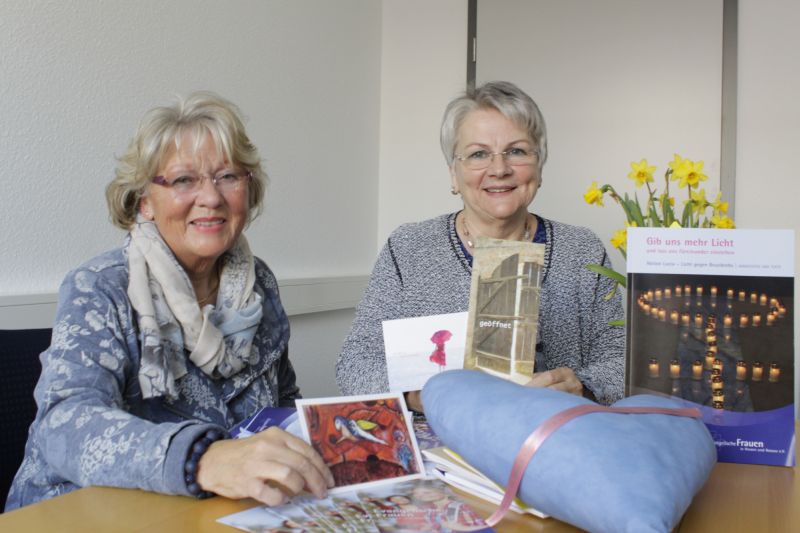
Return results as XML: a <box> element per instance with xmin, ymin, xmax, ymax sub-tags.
<box><xmin>151</xmin><ymin>171</ymin><xmax>252</xmax><ymax>196</ymax></box>
<box><xmin>454</xmin><ymin>147</ymin><xmax>539</xmax><ymax>171</ymax></box>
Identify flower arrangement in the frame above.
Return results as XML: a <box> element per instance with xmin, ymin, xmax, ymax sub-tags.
<box><xmin>583</xmin><ymin>154</ymin><xmax>735</xmax><ymax>301</ymax></box>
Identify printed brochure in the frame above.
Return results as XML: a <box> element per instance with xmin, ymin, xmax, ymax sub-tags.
<box><xmin>626</xmin><ymin>227</ymin><xmax>795</xmax><ymax>466</ymax></box>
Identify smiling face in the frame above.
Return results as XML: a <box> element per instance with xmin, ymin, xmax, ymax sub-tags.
<box><xmin>450</xmin><ymin>108</ymin><xmax>540</xmax><ymax>227</ymax></box>
<box><xmin>139</xmin><ymin>132</ymin><xmax>249</xmax><ymax>276</ymax></box>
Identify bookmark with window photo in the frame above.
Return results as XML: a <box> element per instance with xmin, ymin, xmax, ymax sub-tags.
<box><xmin>295</xmin><ymin>393</ymin><xmax>425</xmax><ymax>494</ymax></box>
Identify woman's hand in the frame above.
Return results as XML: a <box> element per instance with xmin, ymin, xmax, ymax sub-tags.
<box><xmin>196</xmin><ymin>426</ymin><xmax>335</xmax><ymax>506</ymax></box>
<box><xmin>404</xmin><ymin>390</ymin><xmax>424</xmax><ymax>413</ymax></box>
<box><xmin>525</xmin><ymin>367</ymin><xmax>583</xmax><ymax>397</ymax></box>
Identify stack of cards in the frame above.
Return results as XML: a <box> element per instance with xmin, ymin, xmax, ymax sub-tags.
<box><xmin>229</xmin><ymin>407</ymin><xmax>302</xmax><ymax>439</ymax></box>
<box><xmin>411</xmin><ymin>414</ymin><xmax>443</xmax><ymax>451</ymax></box>
<box><xmin>219</xmin><ymin>393</ymin><xmax>494</xmax><ymax>531</ymax></box>
<box><xmin>217</xmin><ymin>478</ymin><xmax>495</xmax><ymax>533</ymax></box>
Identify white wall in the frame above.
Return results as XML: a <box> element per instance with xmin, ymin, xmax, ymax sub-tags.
<box><xmin>0</xmin><ymin>0</ymin><xmax>382</xmax><ymax>397</ymax></box>
<box><xmin>736</xmin><ymin>0</ymin><xmax>800</xmax><ymax>410</ymax></box>
<box><xmin>0</xmin><ymin>0</ymin><xmax>381</xmax><ymax>295</ymax></box>
<box><xmin>290</xmin><ymin>309</ymin><xmax>356</xmax><ymax>397</ymax></box>
<box><xmin>377</xmin><ymin>0</ymin><xmax>467</xmax><ymax>245</ymax></box>
<box><xmin>476</xmin><ymin>0</ymin><xmax>723</xmax><ymax>275</ymax></box>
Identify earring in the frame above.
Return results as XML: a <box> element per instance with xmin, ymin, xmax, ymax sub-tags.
<box><xmin>450</xmin><ymin>187</ymin><xmax>459</xmax><ymax>196</ymax></box>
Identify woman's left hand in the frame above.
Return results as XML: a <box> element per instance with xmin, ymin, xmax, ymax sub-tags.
<box><xmin>525</xmin><ymin>367</ymin><xmax>583</xmax><ymax>396</ymax></box>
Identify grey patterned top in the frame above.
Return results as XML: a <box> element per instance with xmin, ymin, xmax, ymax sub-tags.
<box><xmin>6</xmin><ymin>246</ymin><xmax>297</xmax><ymax>511</ymax></box>
<box><xmin>336</xmin><ymin>213</ymin><xmax>625</xmax><ymax>405</ymax></box>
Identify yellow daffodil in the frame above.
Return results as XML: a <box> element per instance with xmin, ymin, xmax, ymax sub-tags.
<box><xmin>584</xmin><ymin>181</ymin><xmax>604</xmax><ymax>206</ymax></box>
<box><xmin>711</xmin><ymin>214</ymin><xmax>735</xmax><ymax>229</ymax></box>
<box><xmin>690</xmin><ymin>188</ymin><xmax>706</xmax><ymax>203</ymax></box>
<box><xmin>676</xmin><ymin>159</ymin><xmax>708</xmax><ymax>189</ymax></box>
<box><xmin>584</xmin><ymin>154</ymin><xmax>733</xmax><ymax>262</ymax></box>
<box><xmin>610</xmin><ymin>228</ymin><xmax>627</xmax><ymax>250</ymax></box>
<box><xmin>668</xmin><ymin>154</ymin><xmax>684</xmax><ymax>178</ymax></box>
<box><xmin>582</xmin><ymin>153</ymin><xmax>735</xmax><ymax>322</ymax></box>
<box><xmin>627</xmin><ymin>159</ymin><xmax>655</xmax><ymax>187</ymax></box>
<box><xmin>610</xmin><ymin>221</ymin><xmax>637</xmax><ymax>251</ymax></box>
<box><xmin>687</xmin><ymin>188</ymin><xmax>708</xmax><ymax>214</ymax></box>
<box><xmin>711</xmin><ymin>192</ymin><xmax>729</xmax><ymax>214</ymax></box>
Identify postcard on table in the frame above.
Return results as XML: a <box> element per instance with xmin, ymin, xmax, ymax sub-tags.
<box><xmin>328</xmin><ymin>492</ymin><xmax>380</xmax><ymax>533</ymax></box>
<box><xmin>287</xmin><ymin>495</ymin><xmax>362</xmax><ymax>533</ymax></box>
<box><xmin>382</xmin><ymin>311</ymin><xmax>468</xmax><ymax>392</ymax></box>
<box><xmin>229</xmin><ymin>406</ymin><xmax>301</xmax><ymax>439</ymax></box>
<box><xmin>295</xmin><ymin>393</ymin><xmax>425</xmax><ymax>493</ymax></box>
<box><xmin>355</xmin><ymin>478</ymin><xmax>496</xmax><ymax>533</ymax></box>
<box><xmin>216</xmin><ymin>505</ymin><xmax>305</xmax><ymax>533</ymax></box>
<box><xmin>219</xmin><ymin>493</ymin><xmax>379</xmax><ymax>533</ymax></box>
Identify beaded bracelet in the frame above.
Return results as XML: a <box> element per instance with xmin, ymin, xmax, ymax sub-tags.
<box><xmin>184</xmin><ymin>428</ymin><xmax>226</xmax><ymax>499</ymax></box>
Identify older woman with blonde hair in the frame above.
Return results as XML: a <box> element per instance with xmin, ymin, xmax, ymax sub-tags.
<box><xmin>6</xmin><ymin>92</ymin><xmax>333</xmax><ymax>511</ymax></box>
<box><xmin>337</xmin><ymin>81</ymin><xmax>624</xmax><ymax>411</ymax></box>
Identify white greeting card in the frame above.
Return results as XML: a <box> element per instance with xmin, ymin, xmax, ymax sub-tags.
<box><xmin>382</xmin><ymin>312</ymin><xmax>468</xmax><ymax>392</ymax></box>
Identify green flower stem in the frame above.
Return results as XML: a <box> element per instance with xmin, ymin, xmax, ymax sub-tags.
<box><xmin>586</xmin><ymin>263</ymin><xmax>627</xmax><ymax>287</ymax></box>
<box><xmin>645</xmin><ymin>182</ymin><xmax>658</xmax><ymax>226</ymax></box>
<box><xmin>604</xmin><ymin>185</ymin><xmax>637</xmax><ymax>226</ymax></box>
<box><xmin>587</xmin><ymin>263</ymin><xmax>627</xmax><ymax>302</ymax></box>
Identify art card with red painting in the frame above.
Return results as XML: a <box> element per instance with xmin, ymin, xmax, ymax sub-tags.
<box><xmin>295</xmin><ymin>393</ymin><xmax>425</xmax><ymax>493</ymax></box>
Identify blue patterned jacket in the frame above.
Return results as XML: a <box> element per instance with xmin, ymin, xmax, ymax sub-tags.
<box><xmin>6</xmin><ymin>246</ymin><xmax>297</xmax><ymax>510</ymax></box>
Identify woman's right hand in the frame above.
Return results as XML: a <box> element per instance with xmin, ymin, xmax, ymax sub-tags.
<box><xmin>404</xmin><ymin>390</ymin><xmax>424</xmax><ymax>413</ymax></box>
<box><xmin>196</xmin><ymin>426</ymin><xmax>335</xmax><ymax>506</ymax></box>
<box><xmin>525</xmin><ymin>367</ymin><xmax>583</xmax><ymax>397</ymax></box>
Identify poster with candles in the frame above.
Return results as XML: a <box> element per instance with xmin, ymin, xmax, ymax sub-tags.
<box><xmin>626</xmin><ymin>228</ymin><xmax>795</xmax><ymax>466</ymax></box>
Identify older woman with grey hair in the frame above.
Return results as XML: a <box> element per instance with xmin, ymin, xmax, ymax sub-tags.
<box><xmin>6</xmin><ymin>92</ymin><xmax>333</xmax><ymax>511</ymax></box>
<box><xmin>336</xmin><ymin>81</ymin><xmax>624</xmax><ymax>411</ymax></box>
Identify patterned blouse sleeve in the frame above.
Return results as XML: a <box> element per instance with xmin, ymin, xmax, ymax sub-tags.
<box><xmin>31</xmin><ymin>266</ymin><xmax>216</xmax><ymax>496</ymax></box>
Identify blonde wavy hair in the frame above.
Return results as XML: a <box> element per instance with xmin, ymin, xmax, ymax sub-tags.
<box><xmin>106</xmin><ymin>91</ymin><xmax>267</xmax><ymax>229</ymax></box>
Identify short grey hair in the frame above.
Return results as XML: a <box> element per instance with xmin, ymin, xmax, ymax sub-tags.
<box><xmin>440</xmin><ymin>81</ymin><xmax>548</xmax><ymax>169</ymax></box>
<box><xmin>106</xmin><ymin>91</ymin><xmax>267</xmax><ymax>229</ymax></box>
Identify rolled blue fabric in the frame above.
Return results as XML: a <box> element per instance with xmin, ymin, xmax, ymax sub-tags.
<box><xmin>422</xmin><ymin>370</ymin><xmax>716</xmax><ymax>533</ymax></box>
